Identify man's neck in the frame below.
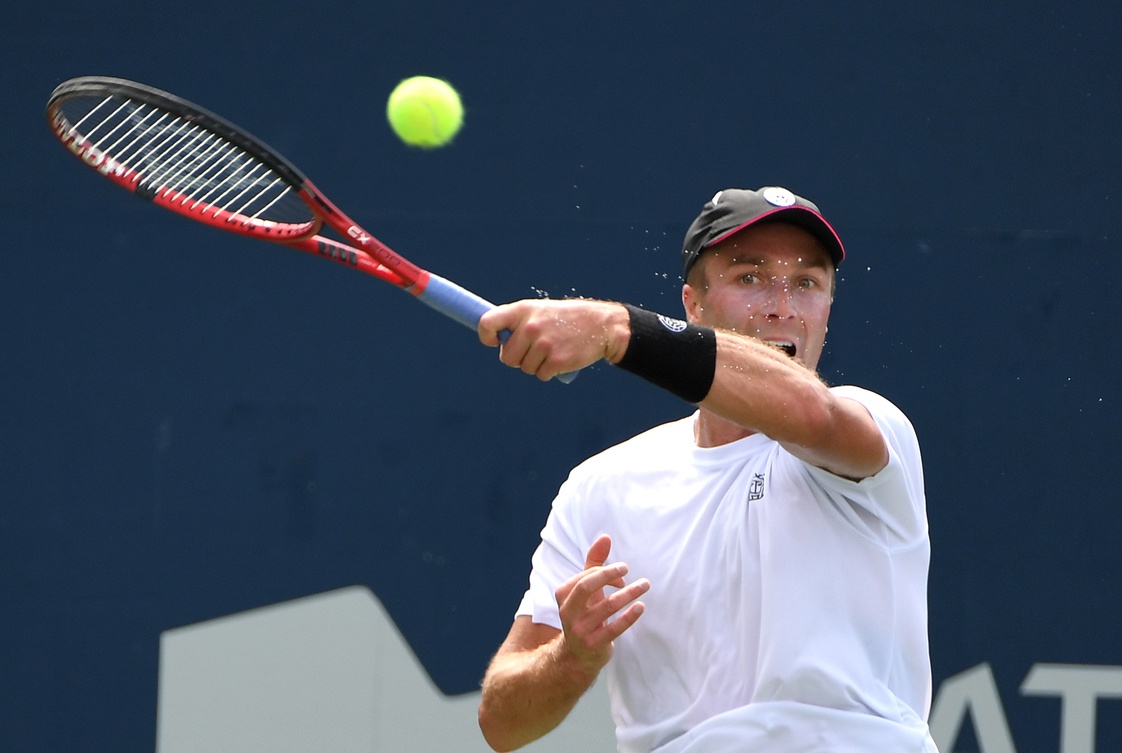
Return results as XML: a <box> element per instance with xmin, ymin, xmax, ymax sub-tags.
<box><xmin>693</xmin><ymin>409</ymin><xmax>755</xmax><ymax>448</ymax></box>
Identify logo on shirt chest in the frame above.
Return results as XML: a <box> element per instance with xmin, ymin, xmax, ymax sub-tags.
<box><xmin>748</xmin><ymin>472</ymin><xmax>765</xmax><ymax>502</ymax></box>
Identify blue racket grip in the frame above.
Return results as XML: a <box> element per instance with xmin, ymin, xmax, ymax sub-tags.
<box><xmin>415</xmin><ymin>273</ymin><xmax>578</xmax><ymax>384</ymax></box>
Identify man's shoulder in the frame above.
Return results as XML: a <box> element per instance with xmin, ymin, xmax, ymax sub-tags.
<box><xmin>828</xmin><ymin>384</ymin><xmax>922</xmax><ymax>470</ymax></box>
<box><xmin>829</xmin><ymin>385</ymin><xmax>912</xmax><ymax>426</ymax></box>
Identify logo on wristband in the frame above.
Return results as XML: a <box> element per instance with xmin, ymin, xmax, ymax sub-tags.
<box><xmin>657</xmin><ymin>314</ymin><xmax>688</xmax><ymax>333</ymax></box>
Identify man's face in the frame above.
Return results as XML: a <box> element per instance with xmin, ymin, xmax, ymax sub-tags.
<box><xmin>682</xmin><ymin>222</ymin><xmax>835</xmax><ymax>371</ymax></box>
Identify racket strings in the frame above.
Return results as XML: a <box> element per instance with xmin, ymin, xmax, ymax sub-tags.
<box><xmin>58</xmin><ymin>94</ymin><xmax>314</xmax><ymax>229</ymax></box>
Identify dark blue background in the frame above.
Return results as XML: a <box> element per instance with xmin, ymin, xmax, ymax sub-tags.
<box><xmin>3</xmin><ymin>1</ymin><xmax>1120</xmax><ymax>750</ymax></box>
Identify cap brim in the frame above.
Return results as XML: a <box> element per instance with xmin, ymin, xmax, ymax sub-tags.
<box><xmin>706</xmin><ymin>206</ymin><xmax>845</xmax><ymax>267</ymax></box>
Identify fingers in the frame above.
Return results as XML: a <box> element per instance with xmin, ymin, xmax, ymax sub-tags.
<box><xmin>558</xmin><ymin>570</ymin><xmax>650</xmax><ymax>669</ymax></box>
<box><xmin>555</xmin><ymin>534</ymin><xmax>617</xmax><ymax>604</ymax></box>
<box><xmin>497</xmin><ymin>304</ymin><xmax>566</xmax><ymax>380</ymax></box>
<box><xmin>584</xmin><ymin>534</ymin><xmax>613</xmax><ymax>569</ymax></box>
<box><xmin>597</xmin><ymin>599</ymin><xmax>645</xmax><ymax>644</ymax></box>
<box><xmin>554</xmin><ymin>540</ymin><xmax>650</xmax><ymax>674</ymax></box>
<box><xmin>477</xmin><ymin>299</ymin><xmax>627</xmax><ymax>381</ymax></box>
<box><xmin>477</xmin><ymin>304</ymin><xmax>515</xmax><ymax>348</ymax></box>
<box><xmin>477</xmin><ymin>302</ymin><xmax>552</xmax><ymax>380</ymax></box>
<box><xmin>556</xmin><ymin>560</ymin><xmax>626</xmax><ymax>604</ymax></box>
<box><xmin>568</xmin><ymin>571</ymin><xmax>650</xmax><ymax>629</ymax></box>
<box><xmin>555</xmin><ymin>559</ymin><xmax>616</xmax><ymax>605</ymax></box>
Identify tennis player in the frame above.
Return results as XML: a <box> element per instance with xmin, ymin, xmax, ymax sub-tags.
<box><xmin>476</xmin><ymin>187</ymin><xmax>937</xmax><ymax>753</ymax></box>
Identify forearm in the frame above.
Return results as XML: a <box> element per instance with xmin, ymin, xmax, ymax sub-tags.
<box><xmin>478</xmin><ymin>636</ymin><xmax>599</xmax><ymax>752</ymax></box>
<box><xmin>611</xmin><ymin>308</ymin><xmax>884</xmax><ymax>475</ymax></box>
<box><xmin>611</xmin><ymin>306</ymin><xmax>831</xmax><ymax>439</ymax></box>
<box><xmin>478</xmin><ymin>539</ymin><xmax>646</xmax><ymax>751</ymax></box>
<box><xmin>703</xmin><ymin>330</ymin><xmax>834</xmax><ymax>442</ymax></box>
<box><xmin>703</xmin><ymin>330</ymin><xmax>888</xmax><ymax>476</ymax></box>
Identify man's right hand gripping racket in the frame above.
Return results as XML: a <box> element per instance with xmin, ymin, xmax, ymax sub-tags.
<box><xmin>46</xmin><ymin>76</ymin><xmax>576</xmax><ymax>382</ymax></box>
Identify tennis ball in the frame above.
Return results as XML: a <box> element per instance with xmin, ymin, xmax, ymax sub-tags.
<box><xmin>386</xmin><ymin>76</ymin><xmax>464</xmax><ymax>148</ymax></box>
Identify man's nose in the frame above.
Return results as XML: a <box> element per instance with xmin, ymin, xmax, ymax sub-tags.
<box><xmin>762</xmin><ymin>281</ymin><xmax>795</xmax><ymax>317</ymax></box>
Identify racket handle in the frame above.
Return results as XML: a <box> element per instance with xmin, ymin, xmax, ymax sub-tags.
<box><xmin>415</xmin><ymin>273</ymin><xmax>578</xmax><ymax>384</ymax></box>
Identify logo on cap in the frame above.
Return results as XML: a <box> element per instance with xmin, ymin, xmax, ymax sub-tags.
<box><xmin>762</xmin><ymin>187</ymin><xmax>797</xmax><ymax>207</ymax></box>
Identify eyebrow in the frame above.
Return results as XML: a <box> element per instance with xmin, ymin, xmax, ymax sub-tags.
<box><xmin>728</xmin><ymin>255</ymin><xmax>831</xmax><ymax>271</ymax></box>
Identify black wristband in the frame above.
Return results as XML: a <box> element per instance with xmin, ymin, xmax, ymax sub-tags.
<box><xmin>615</xmin><ymin>304</ymin><xmax>716</xmax><ymax>403</ymax></box>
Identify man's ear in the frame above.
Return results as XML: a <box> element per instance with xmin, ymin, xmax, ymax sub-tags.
<box><xmin>682</xmin><ymin>280</ymin><xmax>704</xmax><ymax>325</ymax></box>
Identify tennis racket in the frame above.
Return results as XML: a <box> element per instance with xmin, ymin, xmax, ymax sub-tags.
<box><xmin>46</xmin><ymin>75</ymin><xmax>575</xmax><ymax>382</ymax></box>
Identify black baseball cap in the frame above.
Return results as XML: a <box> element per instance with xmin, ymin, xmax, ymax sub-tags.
<box><xmin>681</xmin><ymin>187</ymin><xmax>845</xmax><ymax>280</ymax></box>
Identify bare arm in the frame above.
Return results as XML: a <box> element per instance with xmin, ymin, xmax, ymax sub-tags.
<box><xmin>478</xmin><ymin>618</ymin><xmax>588</xmax><ymax>752</ymax></box>
<box><xmin>478</xmin><ymin>535</ymin><xmax>648</xmax><ymax>752</ymax></box>
<box><xmin>700</xmin><ymin>330</ymin><xmax>887</xmax><ymax>478</ymax></box>
<box><xmin>478</xmin><ymin>299</ymin><xmax>887</xmax><ymax>479</ymax></box>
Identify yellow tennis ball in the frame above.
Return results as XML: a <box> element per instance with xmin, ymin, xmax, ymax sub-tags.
<box><xmin>386</xmin><ymin>76</ymin><xmax>464</xmax><ymax>148</ymax></box>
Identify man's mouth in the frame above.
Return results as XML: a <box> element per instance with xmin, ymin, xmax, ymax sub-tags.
<box><xmin>766</xmin><ymin>340</ymin><xmax>797</xmax><ymax>358</ymax></box>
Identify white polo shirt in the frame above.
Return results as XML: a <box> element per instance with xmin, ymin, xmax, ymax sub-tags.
<box><xmin>517</xmin><ymin>386</ymin><xmax>937</xmax><ymax>753</ymax></box>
